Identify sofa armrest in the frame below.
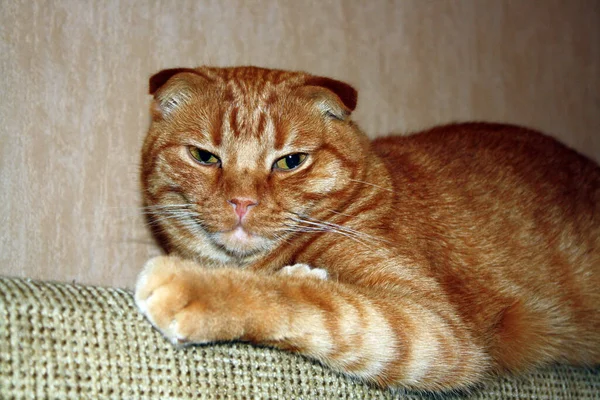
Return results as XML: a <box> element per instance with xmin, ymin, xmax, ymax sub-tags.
<box><xmin>1</xmin><ymin>277</ymin><xmax>598</xmax><ymax>399</ymax></box>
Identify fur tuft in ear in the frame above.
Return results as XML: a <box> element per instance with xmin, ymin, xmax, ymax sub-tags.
<box><xmin>304</xmin><ymin>76</ymin><xmax>358</xmax><ymax>112</ymax></box>
<box><xmin>152</xmin><ymin>91</ymin><xmax>193</xmax><ymax>119</ymax></box>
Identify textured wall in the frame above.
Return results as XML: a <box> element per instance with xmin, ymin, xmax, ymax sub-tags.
<box><xmin>1</xmin><ymin>0</ymin><xmax>599</xmax><ymax>289</ymax></box>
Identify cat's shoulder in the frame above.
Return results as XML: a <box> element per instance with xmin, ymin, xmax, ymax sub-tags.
<box><xmin>371</xmin><ymin>122</ymin><xmax>594</xmax><ymax>166</ymax></box>
<box><xmin>373</xmin><ymin>122</ymin><xmax>553</xmax><ymax>148</ymax></box>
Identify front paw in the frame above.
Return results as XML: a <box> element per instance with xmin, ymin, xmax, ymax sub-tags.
<box><xmin>135</xmin><ymin>256</ymin><xmax>236</xmax><ymax>345</ymax></box>
<box><xmin>279</xmin><ymin>263</ymin><xmax>328</xmax><ymax>280</ymax></box>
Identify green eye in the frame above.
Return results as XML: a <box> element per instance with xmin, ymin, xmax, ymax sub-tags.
<box><xmin>189</xmin><ymin>147</ymin><xmax>220</xmax><ymax>165</ymax></box>
<box><xmin>274</xmin><ymin>153</ymin><xmax>308</xmax><ymax>171</ymax></box>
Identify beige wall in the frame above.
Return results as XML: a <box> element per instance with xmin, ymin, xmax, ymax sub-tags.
<box><xmin>1</xmin><ymin>0</ymin><xmax>599</xmax><ymax>289</ymax></box>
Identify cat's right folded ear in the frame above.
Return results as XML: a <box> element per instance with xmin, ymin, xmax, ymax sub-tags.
<box><xmin>149</xmin><ymin>68</ymin><xmax>202</xmax><ymax>94</ymax></box>
<box><xmin>149</xmin><ymin>68</ymin><xmax>209</xmax><ymax>120</ymax></box>
<box><xmin>301</xmin><ymin>76</ymin><xmax>358</xmax><ymax>121</ymax></box>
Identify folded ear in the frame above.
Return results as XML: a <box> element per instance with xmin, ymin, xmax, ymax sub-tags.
<box><xmin>149</xmin><ymin>68</ymin><xmax>200</xmax><ymax>94</ymax></box>
<box><xmin>148</xmin><ymin>68</ymin><xmax>208</xmax><ymax>120</ymax></box>
<box><xmin>302</xmin><ymin>76</ymin><xmax>358</xmax><ymax>120</ymax></box>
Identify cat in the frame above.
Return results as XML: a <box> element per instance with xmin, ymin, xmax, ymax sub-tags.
<box><xmin>134</xmin><ymin>66</ymin><xmax>600</xmax><ymax>392</ymax></box>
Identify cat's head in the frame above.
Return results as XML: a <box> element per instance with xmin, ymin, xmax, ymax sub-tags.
<box><xmin>141</xmin><ymin>66</ymin><xmax>369</xmax><ymax>264</ymax></box>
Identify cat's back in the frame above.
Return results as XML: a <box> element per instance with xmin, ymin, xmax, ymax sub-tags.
<box><xmin>371</xmin><ymin>123</ymin><xmax>600</xmax><ymax>368</ymax></box>
<box><xmin>371</xmin><ymin>122</ymin><xmax>600</xmax><ymax>317</ymax></box>
<box><xmin>371</xmin><ymin>123</ymin><xmax>600</xmax><ymax>249</ymax></box>
<box><xmin>373</xmin><ymin>122</ymin><xmax>598</xmax><ymax>173</ymax></box>
<box><xmin>372</xmin><ymin>122</ymin><xmax>600</xmax><ymax>205</ymax></box>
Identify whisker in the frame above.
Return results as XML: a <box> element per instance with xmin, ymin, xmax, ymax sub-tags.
<box><xmin>144</xmin><ymin>211</ymin><xmax>202</xmax><ymax>228</ymax></box>
<box><xmin>272</xmin><ymin>232</ymin><xmax>295</xmax><ymax>246</ymax></box>
<box><xmin>142</xmin><ymin>210</ymin><xmax>201</xmax><ymax>219</ymax></box>
<box><xmin>141</xmin><ymin>204</ymin><xmax>194</xmax><ymax>211</ymax></box>
<box><xmin>294</xmin><ymin>217</ymin><xmax>376</xmax><ymax>242</ymax></box>
<box><xmin>290</xmin><ymin>213</ymin><xmax>392</xmax><ymax>249</ymax></box>
<box><xmin>305</xmin><ymin>215</ymin><xmax>392</xmax><ymax>245</ymax></box>
<box><xmin>325</xmin><ymin>208</ymin><xmax>358</xmax><ymax>219</ymax></box>
<box><xmin>348</xmin><ymin>178</ymin><xmax>394</xmax><ymax>193</ymax></box>
<box><xmin>282</xmin><ymin>226</ymin><xmax>327</xmax><ymax>233</ymax></box>
<box><xmin>287</xmin><ymin>219</ymin><xmax>372</xmax><ymax>248</ymax></box>
<box><xmin>109</xmin><ymin>204</ymin><xmax>193</xmax><ymax>210</ymax></box>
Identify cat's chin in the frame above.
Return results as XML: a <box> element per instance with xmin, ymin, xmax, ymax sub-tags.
<box><xmin>212</xmin><ymin>227</ymin><xmax>272</xmax><ymax>258</ymax></box>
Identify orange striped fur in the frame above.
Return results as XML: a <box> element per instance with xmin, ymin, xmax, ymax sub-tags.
<box><xmin>135</xmin><ymin>66</ymin><xmax>600</xmax><ymax>391</ymax></box>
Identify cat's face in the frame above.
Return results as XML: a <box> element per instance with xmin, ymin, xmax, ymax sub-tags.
<box><xmin>141</xmin><ymin>67</ymin><xmax>366</xmax><ymax>264</ymax></box>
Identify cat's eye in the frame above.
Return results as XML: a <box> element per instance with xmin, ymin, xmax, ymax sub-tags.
<box><xmin>188</xmin><ymin>147</ymin><xmax>220</xmax><ymax>166</ymax></box>
<box><xmin>273</xmin><ymin>153</ymin><xmax>308</xmax><ymax>171</ymax></box>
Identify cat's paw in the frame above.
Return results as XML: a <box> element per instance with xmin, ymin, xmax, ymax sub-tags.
<box><xmin>135</xmin><ymin>256</ymin><xmax>195</xmax><ymax>344</ymax></box>
<box><xmin>279</xmin><ymin>263</ymin><xmax>328</xmax><ymax>280</ymax></box>
<box><xmin>134</xmin><ymin>256</ymin><xmax>234</xmax><ymax>346</ymax></box>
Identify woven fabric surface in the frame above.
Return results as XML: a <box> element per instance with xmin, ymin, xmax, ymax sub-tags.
<box><xmin>1</xmin><ymin>277</ymin><xmax>598</xmax><ymax>399</ymax></box>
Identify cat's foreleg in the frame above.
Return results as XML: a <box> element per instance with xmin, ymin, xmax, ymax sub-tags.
<box><xmin>135</xmin><ymin>255</ymin><xmax>489</xmax><ymax>391</ymax></box>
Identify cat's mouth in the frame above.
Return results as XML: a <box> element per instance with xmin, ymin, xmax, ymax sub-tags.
<box><xmin>212</xmin><ymin>226</ymin><xmax>271</xmax><ymax>257</ymax></box>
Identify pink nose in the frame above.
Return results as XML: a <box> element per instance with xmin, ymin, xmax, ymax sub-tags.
<box><xmin>228</xmin><ymin>198</ymin><xmax>258</xmax><ymax>220</ymax></box>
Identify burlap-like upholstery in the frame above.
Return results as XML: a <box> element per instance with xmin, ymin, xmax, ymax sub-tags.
<box><xmin>1</xmin><ymin>277</ymin><xmax>598</xmax><ymax>399</ymax></box>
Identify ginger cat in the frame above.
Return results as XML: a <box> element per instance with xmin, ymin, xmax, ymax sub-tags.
<box><xmin>135</xmin><ymin>66</ymin><xmax>600</xmax><ymax>391</ymax></box>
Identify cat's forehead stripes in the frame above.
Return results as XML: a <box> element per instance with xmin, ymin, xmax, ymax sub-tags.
<box><xmin>225</xmin><ymin>104</ymin><xmax>270</xmax><ymax>140</ymax></box>
<box><xmin>207</xmin><ymin>100</ymin><xmax>273</xmax><ymax>149</ymax></box>
<box><xmin>208</xmin><ymin>108</ymin><xmax>224</xmax><ymax>146</ymax></box>
<box><xmin>272</xmin><ymin>112</ymin><xmax>293</xmax><ymax>151</ymax></box>
<box><xmin>190</xmin><ymin>67</ymin><xmax>307</xmax><ymax>152</ymax></box>
<box><xmin>217</xmin><ymin>103</ymin><xmax>275</xmax><ymax>170</ymax></box>
<box><xmin>216</xmin><ymin>81</ymin><xmax>299</xmax><ymax>165</ymax></box>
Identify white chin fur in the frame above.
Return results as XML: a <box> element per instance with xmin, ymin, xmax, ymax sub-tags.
<box><xmin>213</xmin><ymin>227</ymin><xmax>271</xmax><ymax>257</ymax></box>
